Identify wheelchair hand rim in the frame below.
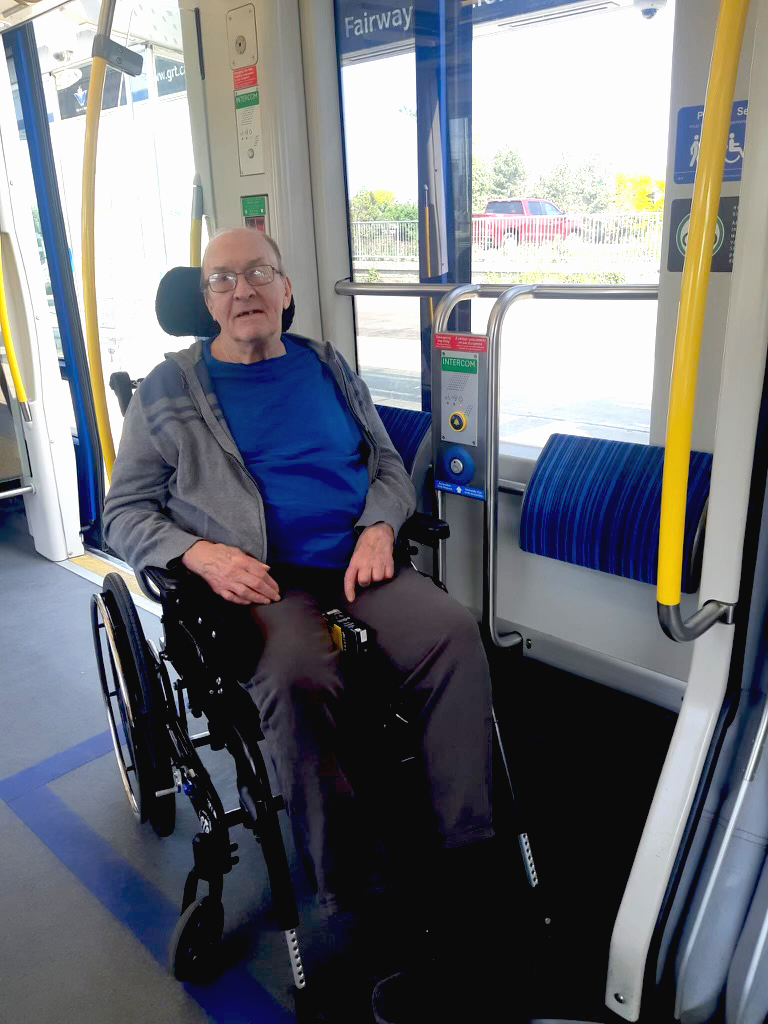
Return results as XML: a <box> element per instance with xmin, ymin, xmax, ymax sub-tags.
<box><xmin>92</xmin><ymin>592</ymin><xmax>142</xmax><ymax>817</ymax></box>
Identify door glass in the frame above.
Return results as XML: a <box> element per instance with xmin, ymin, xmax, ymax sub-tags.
<box><xmin>336</xmin><ymin>32</ymin><xmax>421</xmax><ymax>409</ymax></box>
<box><xmin>32</xmin><ymin>0</ymin><xmax>198</xmax><ymax>439</ymax></box>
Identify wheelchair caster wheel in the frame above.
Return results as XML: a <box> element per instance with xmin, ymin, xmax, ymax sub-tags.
<box><xmin>169</xmin><ymin>896</ymin><xmax>224</xmax><ymax>982</ymax></box>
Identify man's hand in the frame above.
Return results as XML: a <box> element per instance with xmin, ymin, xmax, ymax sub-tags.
<box><xmin>181</xmin><ymin>540</ymin><xmax>281</xmax><ymax>606</ymax></box>
<box><xmin>344</xmin><ymin>523</ymin><xmax>395</xmax><ymax>602</ymax></box>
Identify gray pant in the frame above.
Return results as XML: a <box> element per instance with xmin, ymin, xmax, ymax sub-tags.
<box><xmin>243</xmin><ymin>564</ymin><xmax>494</xmax><ymax>911</ymax></box>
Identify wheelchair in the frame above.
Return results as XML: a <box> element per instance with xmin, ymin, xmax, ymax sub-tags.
<box><xmin>91</xmin><ymin>267</ymin><xmax>451</xmax><ymax>1014</ymax></box>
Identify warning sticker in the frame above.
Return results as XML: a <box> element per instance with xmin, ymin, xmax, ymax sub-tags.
<box><xmin>434</xmin><ymin>333</ymin><xmax>488</xmax><ymax>352</ymax></box>
<box><xmin>233</xmin><ymin>66</ymin><xmax>258</xmax><ymax>90</ymax></box>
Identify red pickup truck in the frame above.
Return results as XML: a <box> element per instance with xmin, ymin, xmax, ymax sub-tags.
<box><xmin>472</xmin><ymin>198</ymin><xmax>582</xmax><ymax>252</ymax></box>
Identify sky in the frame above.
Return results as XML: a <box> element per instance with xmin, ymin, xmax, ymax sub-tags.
<box><xmin>340</xmin><ymin>1</ymin><xmax>676</xmax><ymax>201</ymax></box>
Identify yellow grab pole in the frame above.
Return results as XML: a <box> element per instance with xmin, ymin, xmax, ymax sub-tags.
<box><xmin>190</xmin><ymin>173</ymin><xmax>203</xmax><ymax>268</ymax></box>
<box><xmin>0</xmin><ymin>235</ymin><xmax>31</xmax><ymax>422</ymax></box>
<box><xmin>657</xmin><ymin>0</ymin><xmax>750</xmax><ymax>607</ymax></box>
<box><xmin>81</xmin><ymin>55</ymin><xmax>115</xmax><ymax>479</ymax></box>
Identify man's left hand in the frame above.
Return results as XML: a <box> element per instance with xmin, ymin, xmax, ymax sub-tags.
<box><xmin>344</xmin><ymin>522</ymin><xmax>395</xmax><ymax>602</ymax></box>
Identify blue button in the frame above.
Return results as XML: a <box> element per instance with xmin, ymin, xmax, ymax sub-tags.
<box><xmin>441</xmin><ymin>446</ymin><xmax>475</xmax><ymax>485</ymax></box>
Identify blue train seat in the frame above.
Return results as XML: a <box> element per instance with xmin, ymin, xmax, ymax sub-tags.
<box><xmin>519</xmin><ymin>432</ymin><xmax>712</xmax><ymax>594</ymax></box>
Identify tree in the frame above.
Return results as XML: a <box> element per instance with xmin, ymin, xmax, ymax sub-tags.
<box><xmin>472</xmin><ymin>146</ymin><xmax>527</xmax><ymax>211</ymax></box>
<box><xmin>530</xmin><ymin>153</ymin><xmax>613</xmax><ymax>213</ymax></box>
<box><xmin>613</xmin><ymin>172</ymin><xmax>664</xmax><ymax>213</ymax></box>
<box><xmin>349</xmin><ymin>188</ymin><xmax>418</xmax><ymax>221</ymax></box>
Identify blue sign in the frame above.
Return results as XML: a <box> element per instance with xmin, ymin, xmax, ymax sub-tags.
<box><xmin>436</xmin><ymin>479</ymin><xmax>485</xmax><ymax>501</ymax></box>
<box><xmin>335</xmin><ymin>0</ymin><xmax>591</xmax><ymax>58</ymax></box>
<box><xmin>674</xmin><ymin>100</ymin><xmax>748</xmax><ymax>184</ymax></box>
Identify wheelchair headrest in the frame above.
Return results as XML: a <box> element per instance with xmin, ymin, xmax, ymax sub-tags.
<box><xmin>155</xmin><ymin>266</ymin><xmax>296</xmax><ymax>337</ymax></box>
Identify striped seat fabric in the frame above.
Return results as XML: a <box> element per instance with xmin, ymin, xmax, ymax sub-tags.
<box><xmin>519</xmin><ymin>433</ymin><xmax>713</xmax><ymax>594</ymax></box>
<box><xmin>374</xmin><ymin>404</ymin><xmax>431</xmax><ymax>477</ymax></box>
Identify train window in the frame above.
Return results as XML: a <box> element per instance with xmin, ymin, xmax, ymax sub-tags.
<box><xmin>337</xmin><ymin>42</ymin><xmax>419</xmax><ymax>408</ymax></box>
<box><xmin>471</xmin><ymin>296</ymin><xmax>656</xmax><ymax>449</ymax></box>
<box><xmin>471</xmin><ymin>2</ymin><xmax>674</xmax><ymax>452</ymax></box>
<box><xmin>336</xmin><ymin>2</ymin><xmax>672</xmax><ymax>440</ymax></box>
<box><xmin>353</xmin><ymin>295</ymin><xmax>421</xmax><ymax>410</ymax></box>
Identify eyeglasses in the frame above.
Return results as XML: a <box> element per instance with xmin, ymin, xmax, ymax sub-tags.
<box><xmin>205</xmin><ymin>265</ymin><xmax>282</xmax><ymax>292</ymax></box>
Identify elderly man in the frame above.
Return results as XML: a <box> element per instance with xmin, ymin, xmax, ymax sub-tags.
<box><xmin>103</xmin><ymin>228</ymin><xmax>500</xmax><ymax>1022</ymax></box>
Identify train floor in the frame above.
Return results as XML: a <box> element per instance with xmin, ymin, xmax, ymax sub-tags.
<box><xmin>1</xmin><ymin>501</ymin><xmax>677</xmax><ymax>1024</ymax></box>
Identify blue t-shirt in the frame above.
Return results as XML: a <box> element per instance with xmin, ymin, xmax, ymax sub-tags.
<box><xmin>202</xmin><ymin>338</ymin><xmax>368</xmax><ymax>568</ymax></box>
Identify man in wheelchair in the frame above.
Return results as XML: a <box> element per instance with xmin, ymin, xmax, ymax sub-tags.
<box><xmin>102</xmin><ymin>227</ymin><xmax>499</xmax><ymax>1021</ymax></box>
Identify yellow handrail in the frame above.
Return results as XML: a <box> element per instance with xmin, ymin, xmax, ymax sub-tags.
<box><xmin>0</xmin><ymin>235</ymin><xmax>31</xmax><ymax>422</ymax></box>
<box><xmin>82</xmin><ymin>54</ymin><xmax>115</xmax><ymax>479</ymax></box>
<box><xmin>657</xmin><ymin>0</ymin><xmax>749</xmax><ymax>608</ymax></box>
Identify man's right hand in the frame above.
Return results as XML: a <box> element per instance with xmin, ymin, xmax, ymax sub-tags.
<box><xmin>181</xmin><ymin>540</ymin><xmax>281</xmax><ymax>606</ymax></box>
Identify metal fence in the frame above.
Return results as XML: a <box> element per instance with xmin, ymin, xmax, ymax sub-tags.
<box><xmin>351</xmin><ymin>211</ymin><xmax>664</xmax><ymax>267</ymax></box>
<box><xmin>351</xmin><ymin>220</ymin><xmax>420</xmax><ymax>261</ymax></box>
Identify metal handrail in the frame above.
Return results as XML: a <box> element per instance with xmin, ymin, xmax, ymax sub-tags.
<box><xmin>337</xmin><ymin>277</ymin><xmax>660</xmax><ymax>646</ymax></box>
<box><xmin>336</xmin><ymin>280</ymin><xmax>494</xmax><ymax>298</ymax></box>
<box><xmin>483</xmin><ymin>284</ymin><xmax>659</xmax><ymax>648</ymax></box>
<box><xmin>190</xmin><ymin>173</ymin><xmax>203</xmax><ymax>269</ymax></box>
<box><xmin>0</xmin><ymin>485</ymin><xmax>33</xmax><ymax>500</ymax></box>
<box><xmin>334</xmin><ymin>279</ymin><xmax>659</xmax><ymax>301</ymax></box>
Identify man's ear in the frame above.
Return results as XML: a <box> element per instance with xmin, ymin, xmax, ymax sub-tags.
<box><xmin>283</xmin><ymin>275</ymin><xmax>293</xmax><ymax>309</ymax></box>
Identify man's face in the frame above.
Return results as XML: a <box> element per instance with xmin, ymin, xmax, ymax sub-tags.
<box><xmin>202</xmin><ymin>230</ymin><xmax>292</xmax><ymax>347</ymax></box>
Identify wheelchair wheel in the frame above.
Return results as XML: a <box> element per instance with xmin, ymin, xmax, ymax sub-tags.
<box><xmin>169</xmin><ymin>897</ymin><xmax>224</xmax><ymax>982</ymax></box>
<box><xmin>91</xmin><ymin>572</ymin><xmax>176</xmax><ymax>837</ymax></box>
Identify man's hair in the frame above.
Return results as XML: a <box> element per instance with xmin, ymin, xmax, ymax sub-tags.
<box><xmin>200</xmin><ymin>227</ymin><xmax>285</xmax><ymax>287</ymax></box>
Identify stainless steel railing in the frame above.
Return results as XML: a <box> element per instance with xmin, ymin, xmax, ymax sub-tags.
<box><xmin>335</xmin><ymin>278</ymin><xmax>659</xmax><ymax>648</ymax></box>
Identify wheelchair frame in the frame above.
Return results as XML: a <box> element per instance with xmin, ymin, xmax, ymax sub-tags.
<box><xmin>91</xmin><ymin>568</ymin><xmax>310</xmax><ymax>996</ymax></box>
<box><xmin>89</xmin><ymin>528</ymin><xmax>447</xmax><ymax>1014</ymax></box>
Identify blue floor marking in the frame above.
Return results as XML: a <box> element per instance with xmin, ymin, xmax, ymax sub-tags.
<box><xmin>0</xmin><ymin>730</ymin><xmax>113</xmax><ymax>802</ymax></box>
<box><xmin>1</xmin><ymin>735</ymin><xmax>295</xmax><ymax>1024</ymax></box>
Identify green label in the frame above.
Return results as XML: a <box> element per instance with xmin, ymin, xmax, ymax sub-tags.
<box><xmin>235</xmin><ymin>89</ymin><xmax>259</xmax><ymax>109</ymax></box>
<box><xmin>441</xmin><ymin>353</ymin><xmax>477</xmax><ymax>373</ymax></box>
<box><xmin>241</xmin><ymin>196</ymin><xmax>267</xmax><ymax>217</ymax></box>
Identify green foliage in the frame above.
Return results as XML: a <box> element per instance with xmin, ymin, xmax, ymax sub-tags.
<box><xmin>530</xmin><ymin>153</ymin><xmax>613</xmax><ymax>213</ymax></box>
<box><xmin>613</xmin><ymin>171</ymin><xmax>665</xmax><ymax>212</ymax></box>
<box><xmin>472</xmin><ymin>146</ymin><xmax>527</xmax><ymax>211</ymax></box>
<box><xmin>349</xmin><ymin>188</ymin><xmax>418</xmax><ymax>222</ymax></box>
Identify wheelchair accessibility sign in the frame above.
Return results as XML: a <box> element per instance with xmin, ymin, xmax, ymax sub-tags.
<box><xmin>667</xmin><ymin>197</ymin><xmax>739</xmax><ymax>273</ymax></box>
<box><xmin>674</xmin><ymin>101</ymin><xmax>747</xmax><ymax>184</ymax></box>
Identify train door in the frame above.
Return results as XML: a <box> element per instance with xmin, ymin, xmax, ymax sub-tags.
<box><xmin>0</xmin><ymin>0</ymin><xmax>202</xmax><ymax>556</ymax></box>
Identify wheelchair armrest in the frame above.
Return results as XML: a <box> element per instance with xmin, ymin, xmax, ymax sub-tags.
<box><xmin>400</xmin><ymin>511</ymin><xmax>450</xmax><ymax>548</ymax></box>
<box><xmin>141</xmin><ymin>564</ymin><xmax>195</xmax><ymax>600</ymax></box>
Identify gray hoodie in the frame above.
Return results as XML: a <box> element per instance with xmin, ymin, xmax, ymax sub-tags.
<box><xmin>103</xmin><ymin>335</ymin><xmax>417</xmax><ymax>580</ymax></box>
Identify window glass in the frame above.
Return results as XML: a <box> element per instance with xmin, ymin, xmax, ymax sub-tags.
<box><xmin>471</xmin><ymin>295</ymin><xmax>656</xmax><ymax>451</ymax></box>
<box><xmin>337</xmin><ymin>46</ymin><xmax>419</xmax><ymax>406</ymax></box>
<box><xmin>487</xmin><ymin>199</ymin><xmax>523</xmax><ymax>215</ymax></box>
<box><xmin>472</xmin><ymin>2</ymin><xmax>674</xmax><ymax>451</ymax></box>
<box><xmin>354</xmin><ymin>296</ymin><xmax>421</xmax><ymax>410</ymax></box>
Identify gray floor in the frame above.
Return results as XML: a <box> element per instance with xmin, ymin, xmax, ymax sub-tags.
<box><xmin>0</xmin><ymin>503</ymin><xmax>327</xmax><ymax>1024</ymax></box>
<box><xmin>0</xmin><ymin>501</ymin><xmax>651</xmax><ymax>1024</ymax></box>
